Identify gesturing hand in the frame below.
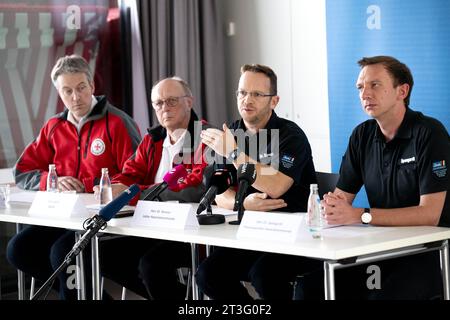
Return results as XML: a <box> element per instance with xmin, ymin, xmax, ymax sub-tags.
<box><xmin>200</xmin><ymin>123</ymin><xmax>237</xmax><ymax>157</ymax></box>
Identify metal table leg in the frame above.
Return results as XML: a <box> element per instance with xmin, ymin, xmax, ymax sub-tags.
<box><xmin>439</xmin><ymin>240</ymin><xmax>449</xmax><ymax>300</ymax></box>
<box><xmin>16</xmin><ymin>223</ymin><xmax>26</xmax><ymax>300</ymax></box>
<box><xmin>75</xmin><ymin>232</ymin><xmax>86</xmax><ymax>300</ymax></box>
<box><xmin>324</xmin><ymin>261</ymin><xmax>336</xmax><ymax>300</ymax></box>
<box><xmin>91</xmin><ymin>234</ymin><xmax>101</xmax><ymax>300</ymax></box>
<box><xmin>190</xmin><ymin>243</ymin><xmax>201</xmax><ymax>300</ymax></box>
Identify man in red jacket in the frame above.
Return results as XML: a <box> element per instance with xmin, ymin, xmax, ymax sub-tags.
<box><xmin>7</xmin><ymin>55</ymin><xmax>141</xmax><ymax>300</ymax></box>
<box><xmin>98</xmin><ymin>77</ymin><xmax>210</xmax><ymax>299</ymax></box>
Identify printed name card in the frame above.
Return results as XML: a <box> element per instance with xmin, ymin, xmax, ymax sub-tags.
<box><xmin>237</xmin><ymin>211</ymin><xmax>303</xmax><ymax>243</ymax></box>
<box><xmin>132</xmin><ymin>200</ymin><xmax>199</xmax><ymax>229</ymax></box>
<box><xmin>28</xmin><ymin>191</ymin><xmax>88</xmax><ymax>218</ymax></box>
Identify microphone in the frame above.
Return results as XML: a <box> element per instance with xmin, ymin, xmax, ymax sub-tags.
<box><xmin>31</xmin><ymin>184</ymin><xmax>140</xmax><ymax>300</ymax></box>
<box><xmin>196</xmin><ymin>166</ymin><xmax>235</xmax><ymax>225</ymax></box>
<box><xmin>66</xmin><ymin>184</ymin><xmax>140</xmax><ymax>261</ymax></box>
<box><xmin>142</xmin><ymin>165</ymin><xmax>188</xmax><ymax>201</ymax></box>
<box><xmin>229</xmin><ymin>163</ymin><xmax>256</xmax><ymax>225</ymax></box>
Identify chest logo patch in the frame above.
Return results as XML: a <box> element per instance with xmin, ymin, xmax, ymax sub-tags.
<box><xmin>91</xmin><ymin>138</ymin><xmax>106</xmax><ymax>156</ymax></box>
<box><xmin>400</xmin><ymin>156</ymin><xmax>416</xmax><ymax>164</ymax></box>
<box><xmin>432</xmin><ymin>160</ymin><xmax>447</xmax><ymax>179</ymax></box>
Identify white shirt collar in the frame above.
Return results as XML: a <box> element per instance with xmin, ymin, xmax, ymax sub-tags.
<box><xmin>67</xmin><ymin>95</ymin><xmax>97</xmax><ymax>131</ymax></box>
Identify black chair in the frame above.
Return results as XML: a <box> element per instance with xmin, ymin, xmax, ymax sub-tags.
<box><xmin>315</xmin><ymin>172</ymin><xmax>339</xmax><ymax>199</ymax></box>
<box><xmin>292</xmin><ymin>171</ymin><xmax>339</xmax><ymax>300</ymax></box>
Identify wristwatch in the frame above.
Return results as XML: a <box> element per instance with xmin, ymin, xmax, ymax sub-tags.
<box><xmin>228</xmin><ymin>147</ymin><xmax>241</xmax><ymax>162</ymax></box>
<box><xmin>361</xmin><ymin>208</ymin><xmax>372</xmax><ymax>224</ymax></box>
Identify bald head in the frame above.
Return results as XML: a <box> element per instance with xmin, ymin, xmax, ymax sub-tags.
<box><xmin>151</xmin><ymin>77</ymin><xmax>194</xmax><ymax>133</ymax></box>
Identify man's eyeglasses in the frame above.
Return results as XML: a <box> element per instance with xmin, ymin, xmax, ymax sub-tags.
<box><xmin>235</xmin><ymin>90</ymin><xmax>275</xmax><ymax>100</ymax></box>
<box><xmin>151</xmin><ymin>96</ymin><xmax>190</xmax><ymax>110</ymax></box>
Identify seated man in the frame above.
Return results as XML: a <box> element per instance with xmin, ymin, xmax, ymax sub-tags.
<box><xmin>317</xmin><ymin>56</ymin><xmax>449</xmax><ymax>299</ymax></box>
<box><xmin>195</xmin><ymin>64</ymin><xmax>319</xmax><ymax>300</ymax></box>
<box><xmin>98</xmin><ymin>77</ymin><xmax>210</xmax><ymax>299</ymax></box>
<box><xmin>7</xmin><ymin>55</ymin><xmax>141</xmax><ymax>299</ymax></box>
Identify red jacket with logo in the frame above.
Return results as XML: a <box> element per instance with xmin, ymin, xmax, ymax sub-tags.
<box><xmin>112</xmin><ymin>110</ymin><xmax>210</xmax><ymax>200</ymax></box>
<box><xmin>14</xmin><ymin>96</ymin><xmax>141</xmax><ymax>192</ymax></box>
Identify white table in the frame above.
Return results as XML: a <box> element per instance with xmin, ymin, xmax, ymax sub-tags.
<box><xmin>1</xmin><ymin>196</ymin><xmax>450</xmax><ymax>300</ymax></box>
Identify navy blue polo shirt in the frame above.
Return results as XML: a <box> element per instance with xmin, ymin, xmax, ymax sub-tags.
<box><xmin>228</xmin><ymin>111</ymin><xmax>317</xmax><ymax>212</ymax></box>
<box><xmin>337</xmin><ymin>108</ymin><xmax>450</xmax><ymax>227</ymax></box>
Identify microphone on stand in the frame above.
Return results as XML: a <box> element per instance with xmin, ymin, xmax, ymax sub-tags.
<box><xmin>229</xmin><ymin>163</ymin><xmax>256</xmax><ymax>225</ymax></box>
<box><xmin>196</xmin><ymin>165</ymin><xmax>235</xmax><ymax>225</ymax></box>
<box><xmin>142</xmin><ymin>165</ymin><xmax>188</xmax><ymax>201</ymax></box>
<box><xmin>31</xmin><ymin>184</ymin><xmax>140</xmax><ymax>300</ymax></box>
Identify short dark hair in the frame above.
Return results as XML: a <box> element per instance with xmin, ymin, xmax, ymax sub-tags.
<box><xmin>240</xmin><ymin>64</ymin><xmax>277</xmax><ymax>95</ymax></box>
<box><xmin>358</xmin><ymin>56</ymin><xmax>414</xmax><ymax>107</ymax></box>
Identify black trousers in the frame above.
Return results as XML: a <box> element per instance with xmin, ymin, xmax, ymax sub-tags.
<box><xmin>295</xmin><ymin>251</ymin><xmax>443</xmax><ymax>300</ymax></box>
<box><xmin>6</xmin><ymin>225</ymin><xmax>92</xmax><ymax>300</ymax></box>
<box><xmin>100</xmin><ymin>236</ymin><xmax>191</xmax><ymax>299</ymax></box>
<box><xmin>195</xmin><ymin>247</ymin><xmax>322</xmax><ymax>300</ymax></box>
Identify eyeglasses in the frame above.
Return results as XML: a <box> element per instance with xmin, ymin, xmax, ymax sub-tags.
<box><xmin>151</xmin><ymin>96</ymin><xmax>190</xmax><ymax>110</ymax></box>
<box><xmin>236</xmin><ymin>90</ymin><xmax>275</xmax><ymax>100</ymax></box>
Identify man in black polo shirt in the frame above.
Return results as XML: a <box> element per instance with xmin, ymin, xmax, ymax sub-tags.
<box><xmin>321</xmin><ymin>56</ymin><xmax>450</xmax><ymax>299</ymax></box>
<box><xmin>196</xmin><ymin>64</ymin><xmax>318</xmax><ymax>299</ymax></box>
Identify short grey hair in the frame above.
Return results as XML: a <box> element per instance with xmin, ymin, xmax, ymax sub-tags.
<box><xmin>50</xmin><ymin>55</ymin><xmax>93</xmax><ymax>88</ymax></box>
<box><xmin>152</xmin><ymin>76</ymin><xmax>193</xmax><ymax>97</ymax></box>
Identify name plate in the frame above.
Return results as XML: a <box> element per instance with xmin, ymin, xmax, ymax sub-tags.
<box><xmin>28</xmin><ymin>191</ymin><xmax>88</xmax><ymax>218</ymax></box>
<box><xmin>237</xmin><ymin>211</ymin><xmax>303</xmax><ymax>243</ymax></box>
<box><xmin>132</xmin><ymin>200</ymin><xmax>199</xmax><ymax>229</ymax></box>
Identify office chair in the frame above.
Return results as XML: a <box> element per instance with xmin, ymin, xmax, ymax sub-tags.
<box><xmin>292</xmin><ymin>171</ymin><xmax>339</xmax><ymax>300</ymax></box>
<box><xmin>315</xmin><ymin>172</ymin><xmax>340</xmax><ymax>199</ymax></box>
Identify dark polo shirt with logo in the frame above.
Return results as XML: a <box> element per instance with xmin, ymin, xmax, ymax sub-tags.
<box><xmin>337</xmin><ymin>108</ymin><xmax>450</xmax><ymax>227</ymax></box>
<box><xmin>229</xmin><ymin>111</ymin><xmax>317</xmax><ymax>212</ymax></box>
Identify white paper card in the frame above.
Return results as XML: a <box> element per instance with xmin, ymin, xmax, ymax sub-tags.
<box><xmin>132</xmin><ymin>200</ymin><xmax>199</xmax><ymax>229</ymax></box>
<box><xmin>28</xmin><ymin>191</ymin><xmax>89</xmax><ymax>218</ymax></box>
<box><xmin>237</xmin><ymin>211</ymin><xmax>303</xmax><ymax>243</ymax></box>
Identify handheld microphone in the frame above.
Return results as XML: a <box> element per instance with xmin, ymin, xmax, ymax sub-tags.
<box><xmin>229</xmin><ymin>163</ymin><xmax>256</xmax><ymax>225</ymax></box>
<box><xmin>196</xmin><ymin>166</ymin><xmax>235</xmax><ymax>225</ymax></box>
<box><xmin>142</xmin><ymin>165</ymin><xmax>188</xmax><ymax>201</ymax></box>
<box><xmin>66</xmin><ymin>184</ymin><xmax>140</xmax><ymax>261</ymax></box>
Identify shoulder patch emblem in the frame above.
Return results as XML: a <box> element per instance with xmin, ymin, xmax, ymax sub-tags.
<box><xmin>432</xmin><ymin>160</ymin><xmax>447</xmax><ymax>179</ymax></box>
<box><xmin>281</xmin><ymin>154</ymin><xmax>295</xmax><ymax>169</ymax></box>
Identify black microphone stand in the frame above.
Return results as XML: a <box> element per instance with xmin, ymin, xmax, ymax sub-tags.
<box><xmin>197</xmin><ymin>203</ymin><xmax>225</xmax><ymax>225</ymax></box>
<box><xmin>229</xmin><ymin>193</ymin><xmax>245</xmax><ymax>225</ymax></box>
<box><xmin>31</xmin><ymin>216</ymin><xmax>106</xmax><ymax>300</ymax></box>
<box><xmin>229</xmin><ymin>204</ymin><xmax>244</xmax><ymax>225</ymax></box>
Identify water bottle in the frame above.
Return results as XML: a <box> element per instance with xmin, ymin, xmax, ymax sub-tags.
<box><xmin>47</xmin><ymin>164</ymin><xmax>58</xmax><ymax>192</ymax></box>
<box><xmin>99</xmin><ymin>168</ymin><xmax>112</xmax><ymax>206</ymax></box>
<box><xmin>307</xmin><ymin>184</ymin><xmax>323</xmax><ymax>239</ymax></box>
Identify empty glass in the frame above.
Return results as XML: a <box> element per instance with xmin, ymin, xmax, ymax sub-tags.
<box><xmin>0</xmin><ymin>184</ymin><xmax>11</xmax><ymax>208</ymax></box>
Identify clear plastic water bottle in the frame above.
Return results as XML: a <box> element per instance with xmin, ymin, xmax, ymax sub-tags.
<box><xmin>99</xmin><ymin>168</ymin><xmax>112</xmax><ymax>206</ymax></box>
<box><xmin>47</xmin><ymin>164</ymin><xmax>58</xmax><ymax>192</ymax></box>
<box><xmin>307</xmin><ymin>184</ymin><xmax>323</xmax><ymax>239</ymax></box>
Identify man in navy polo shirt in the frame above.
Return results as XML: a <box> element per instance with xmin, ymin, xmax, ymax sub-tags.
<box><xmin>196</xmin><ymin>64</ymin><xmax>318</xmax><ymax>300</ymax></box>
<box><xmin>321</xmin><ymin>56</ymin><xmax>450</xmax><ymax>299</ymax></box>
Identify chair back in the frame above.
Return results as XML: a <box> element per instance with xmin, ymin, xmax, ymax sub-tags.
<box><xmin>316</xmin><ymin>172</ymin><xmax>339</xmax><ymax>199</ymax></box>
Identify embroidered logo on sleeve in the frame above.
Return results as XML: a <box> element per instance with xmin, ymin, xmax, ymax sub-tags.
<box><xmin>281</xmin><ymin>154</ymin><xmax>295</xmax><ymax>169</ymax></box>
<box><xmin>90</xmin><ymin>138</ymin><xmax>106</xmax><ymax>156</ymax></box>
<box><xmin>432</xmin><ymin>160</ymin><xmax>447</xmax><ymax>178</ymax></box>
